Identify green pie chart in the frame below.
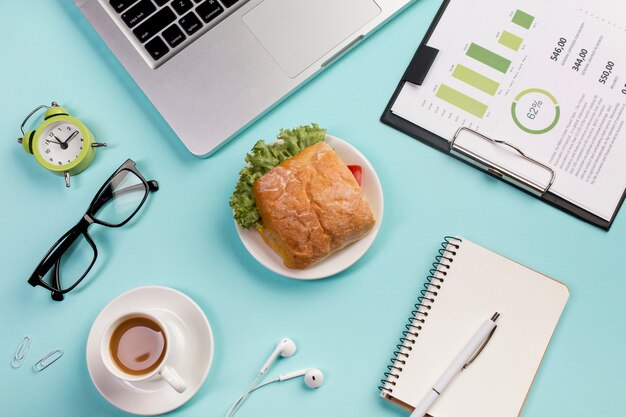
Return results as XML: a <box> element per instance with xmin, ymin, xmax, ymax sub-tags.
<box><xmin>511</xmin><ymin>88</ymin><xmax>560</xmax><ymax>134</ymax></box>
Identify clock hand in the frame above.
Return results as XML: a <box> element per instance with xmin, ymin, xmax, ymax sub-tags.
<box><xmin>63</xmin><ymin>130</ymin><xmax>79</xmax><ymax>144</ymax></box>
<box><xmin>47</xmin><ymin>136</ymin><xmax>63</xmax><ymax>145</ymax></box>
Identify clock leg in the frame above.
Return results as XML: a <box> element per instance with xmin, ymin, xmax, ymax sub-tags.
<box><xmin>65</xmin><ymin>172</ymin><xmax>71</xmax><ymax>188</ymax></box>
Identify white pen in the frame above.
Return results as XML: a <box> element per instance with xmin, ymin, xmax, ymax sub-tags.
<box><xmin>410</xmin><ymin>312</ymin><xmax>500</xmax><ymax>417</ymax></box>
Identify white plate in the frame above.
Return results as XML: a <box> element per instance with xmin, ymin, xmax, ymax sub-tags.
<box><xmin>236</xmin><ymin>135</ymin><xmax>384</xmax><ymax>279</ymax></box>
<box><xmin>86</xmin><ymin>286</ymin><xmax>214</xmax><ymax>415</ymax></box>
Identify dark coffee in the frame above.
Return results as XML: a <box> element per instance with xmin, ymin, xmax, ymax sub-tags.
<box><xmin>109</xmin><ymin>316</ymin><xmax>166</xmax><ymax>376</ymax></box>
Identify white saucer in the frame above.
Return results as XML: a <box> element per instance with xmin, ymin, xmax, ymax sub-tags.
<box><xmin>236</xmin><ymin>135</ymin><xmax>384</xmax><ymax>280</ymax></box>
<box><xmin>86</xmin><ymin>286</ymin><xmax>214</xmax><ymax>415</ymax></box>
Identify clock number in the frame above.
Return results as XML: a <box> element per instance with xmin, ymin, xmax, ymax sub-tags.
<box><xmin>45</xmin><ymin>149</ymin><xmax>50</xmax><ymax>154</ymax></box>
<box><xmin>58</xmin><ymin>161</ymin><xmax>62</xmax><ymax>165</ymax></box>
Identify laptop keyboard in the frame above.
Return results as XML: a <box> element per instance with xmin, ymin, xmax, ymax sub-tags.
<box><xmin>106</xmin><ymin>0</ymin><xmax>249</xmax><ymax>68</ymax></box>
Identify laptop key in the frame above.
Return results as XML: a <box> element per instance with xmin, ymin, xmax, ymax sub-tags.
<box><xmin>196</xmin><ymin>0</ymin><xmax>223</xmax><ymax>23</ymax></box>
<box><xmin>109</xmin><ymin>0</ymin><xmax>139</xmax><ymax>13</ymax></box>
<box><xmin>121</xmin><ymin>0</ymin><xmax>157</xmax><ymax>28</ymax></box>
<box><xmin>145</xmin><ymin>36</ymin><xmax>170</xmax><ymax>60</ymax></box>
<box><xmin>133</xmin><ymin>7</ymin><xmax>176</xmax><ymax>43</ymax></box>
<box><xmin>108</xmin><ymin>0</ymin><xmax>250</xmax><ymax>69</ymax></box>
<box><xmin>162</xmin><ymin>24</ymin><xmax>187</xmax><ymax>48</ymax></box>
<box><xmin>172</xmin><ymin>0</ymin><xmax>193</xmax><ymax>15</ymax></box>
<box><xmin>178</xmin><ymin>12</ymin><xmax>203</xmax><ymax>35</ymax></box>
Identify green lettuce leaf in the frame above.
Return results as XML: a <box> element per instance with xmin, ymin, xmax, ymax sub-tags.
<box><xmin>230</xmin><ymin>123</ymin><xmax>327</xmax><ymax>228</ymax></box>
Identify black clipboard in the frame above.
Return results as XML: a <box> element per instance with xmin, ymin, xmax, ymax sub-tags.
<box><xmin>381</xmin><ymin>0</ymin><xmax>625</xmax><ymax>230</ymax></box>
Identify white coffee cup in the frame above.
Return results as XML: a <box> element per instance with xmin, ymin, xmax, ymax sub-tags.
<box><xmin>100</xmin><ymin>311</ymin><xmax>187</xmax><ymax>393</ymax></box>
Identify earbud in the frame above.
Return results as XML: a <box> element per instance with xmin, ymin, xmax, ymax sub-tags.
<box><xmin>259</xmin><ymin>337</ymin><xmax>297</xmax><ymax>374</ymax></box>
<box><xmin>303</xmin><ymin>368</ymin><xmax>324</xmax><ymax>389</ymax></box>
<box><xmin>279</xmin><ymin>368</ymin><xmax>324</xmax><ymax>389</ymax></box>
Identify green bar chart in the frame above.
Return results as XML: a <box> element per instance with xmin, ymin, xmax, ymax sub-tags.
<box><xmin>499</xmin><ymin>31</ymin><xmax>523</xmax><ymax>51</ymax></box>
<box><xmin>452</xmin><ymin>64</ymin><xmax>500</xmax><ymax>96</ymax></box>
<box><xmin>436</xmin><ymin>84</ymin><xmax>488</xmax><ymax>118</ymax></box>
<box><xmin>466</xmin><ymin>43</ymin><xmax>511</xmax><ymax>73</ymax></box>
<box><xmin>512</xmin><ymin>9</ymin><xmax>534</xmax><ymax>29</ymax></box>
<box><xmin>433</xmin><ymin>9</ymin><xmax>534</xmax><ymax>119</ymax></box>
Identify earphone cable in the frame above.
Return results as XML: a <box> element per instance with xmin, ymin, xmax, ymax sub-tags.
<box><xmin>225</xmin><ymin>378</ymin><xmax>279</xmax><ymax>417</ymax></box>
<box><xmin>229</xmin><ymin>373</ymin><xmax>262</xmax><ymax>417</ymax></box>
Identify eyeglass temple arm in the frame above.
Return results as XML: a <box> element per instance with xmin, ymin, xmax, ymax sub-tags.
<box><xmin>91</xmin><ymin>180</ymin><xmax>159</xmax><ymax>214</ymax></box>
<box><xmin>30</xmin><ymin>227</ymin><xmax>84</xmax><ymax>286</ymax></box>
<box><xmin>51</xmin><ymin>258</ymin><xmax>65</xmax><ymax>301</ymax></box>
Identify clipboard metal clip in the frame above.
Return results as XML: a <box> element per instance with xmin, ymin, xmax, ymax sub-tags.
<box><xmin>450</xmin><ymin>127</ymin><xmax>556</xmax><ymax>197</ymax></box>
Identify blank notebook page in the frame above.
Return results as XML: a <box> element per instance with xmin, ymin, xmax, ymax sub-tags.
<box><xmin>384</xmin><ymin>238</ymin><xmax>569</xmax><ymax>417</ymax></box>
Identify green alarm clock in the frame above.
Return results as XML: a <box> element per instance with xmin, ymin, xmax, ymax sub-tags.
<box><xmin>18</xmin><ymin>101</ymin><xmax>106</xmax><ymax>187</ymax></box>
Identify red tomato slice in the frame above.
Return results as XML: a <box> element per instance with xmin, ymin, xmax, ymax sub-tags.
<box><xmin>347</xmin><ymin>165</ymin><xmax>362</xmax><ymax>186</ymax></box>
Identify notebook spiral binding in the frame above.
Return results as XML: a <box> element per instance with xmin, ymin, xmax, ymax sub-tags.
<box><xmin>378</xmin><ymin>236</ymin><xmax>463</xmax><ymax>395</ymax></box>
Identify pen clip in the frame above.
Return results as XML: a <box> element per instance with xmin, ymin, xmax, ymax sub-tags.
<box><xmin>463</xmin><ymin>322</ymin><xmax>498</xmax><ymax>369</ymax></box>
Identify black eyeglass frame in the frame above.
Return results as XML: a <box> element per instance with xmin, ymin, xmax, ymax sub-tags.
<box><xmin>27</xmin><ymin>159</ymin><xmax>158</xmax><ymax>301</ymax></box>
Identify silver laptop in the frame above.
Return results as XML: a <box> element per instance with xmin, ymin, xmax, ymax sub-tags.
<box><xmin>74</xmin><ymin>0</ymin><xmax>415</xmax><ymax>156</ymax></box>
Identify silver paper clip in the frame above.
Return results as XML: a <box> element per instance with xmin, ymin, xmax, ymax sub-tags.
<box><xmin>11</xmin><ymin>335</ymin><xmax>32</xmax><ymax>369</ymax></box>
<box><xmin>33</xmin><ymin>349</ymin><xmax>64</xmax><ymax>373</ymax></box>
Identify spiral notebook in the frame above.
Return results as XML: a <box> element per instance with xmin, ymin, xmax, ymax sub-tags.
<box><xmin>379</xmin><ymin>237</ymin><xmax>569</xmax><ymax>417</ymax></box>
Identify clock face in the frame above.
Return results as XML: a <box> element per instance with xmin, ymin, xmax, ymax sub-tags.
<box><xmin>38</xmin><ymin>121</ymin><xmax>85</xmax><ymax>167</ymax></box>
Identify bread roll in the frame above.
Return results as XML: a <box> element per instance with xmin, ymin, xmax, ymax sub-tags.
<box><xmin>253</xmin><ymin>142</ymin><xmax>375</xmax><ymax>269</ymax></box>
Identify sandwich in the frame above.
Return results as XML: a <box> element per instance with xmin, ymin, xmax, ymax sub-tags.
<box><xmin>230</xmin><ymin>124</ymin><xmax>375</xmax><ymax>269</ymax></box>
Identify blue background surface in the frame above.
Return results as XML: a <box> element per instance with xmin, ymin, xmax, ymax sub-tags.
<box><xmin>1</xmin><ymin>1</ymin><xmax>625</xmax><ymax>416</ymax></box>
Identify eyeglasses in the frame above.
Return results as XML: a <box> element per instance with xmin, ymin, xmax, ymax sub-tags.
<box><xmin>27</xmin><ymin>159</ymin><xmax>159</xmax><ymax>301</ymax></box>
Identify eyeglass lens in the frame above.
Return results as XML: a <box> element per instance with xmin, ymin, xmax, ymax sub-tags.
<box><xmin>91</xmin><ymin>169</ymin><xmax>148</xmax><ymax>226</ymax></box>
<box><xmin>40</xmin><ymin>231</ymin><xmax>96</xmax><ymax>292</ymax></box>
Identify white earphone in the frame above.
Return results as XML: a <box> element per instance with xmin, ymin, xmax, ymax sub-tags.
<box><xmin>279</xmin><ymin>368</ymin><xmax>324</xmax><ymax>388</ymax></box>
<box><xmin>225</xmin><ymin>338</ymin><xmax>324</xmax><ymax>417</ymax></box>
<box><xmin>259</xmin><ymin>337</ymin><xmax>297</xmax><ymax>374</ymax></box>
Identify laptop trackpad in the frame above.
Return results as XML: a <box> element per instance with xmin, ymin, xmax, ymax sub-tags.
<box><xmin>243</xmin><ymin>0</ymin><xmax>381</xmax><ymax>78</ymax></box>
